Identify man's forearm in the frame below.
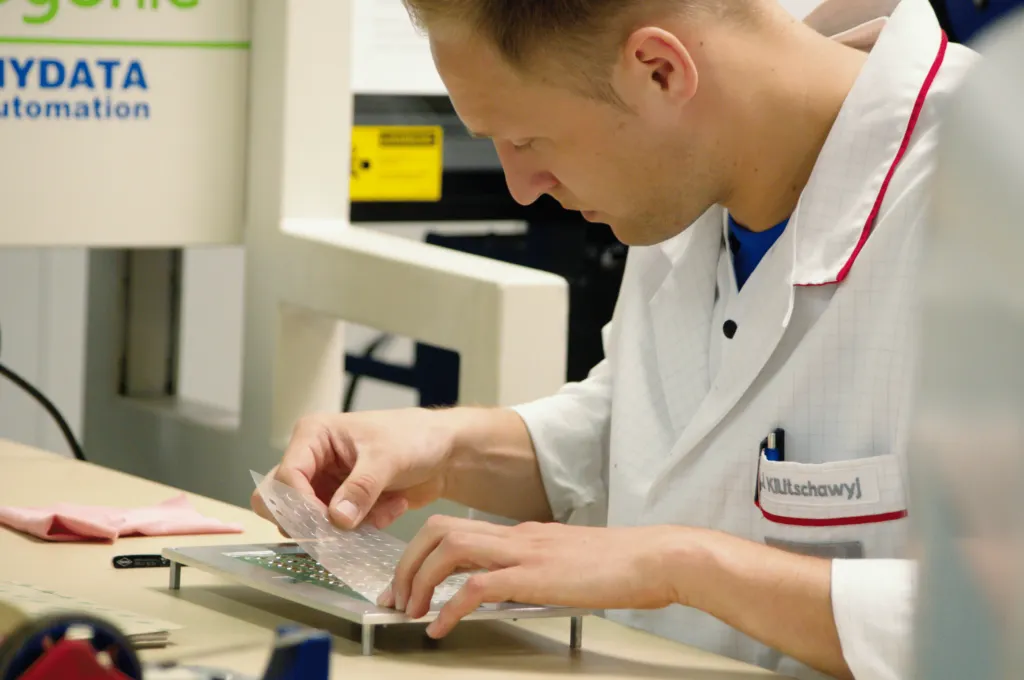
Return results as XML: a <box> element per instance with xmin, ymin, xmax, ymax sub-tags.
<box><xmin>670</xmin><ymin>529</ymin><xmax>853</xmax><ymax>680</ymax></box>
<box><xmin>438</xmin><ymin>407</ymin><xmax>554</xmax><ymax>523</ymax></box>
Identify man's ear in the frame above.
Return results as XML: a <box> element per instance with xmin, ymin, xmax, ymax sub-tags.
<box><xmin>615</xmin><ymin>27</ymin><xmax>699</xmax><ymax>104</ymax></box>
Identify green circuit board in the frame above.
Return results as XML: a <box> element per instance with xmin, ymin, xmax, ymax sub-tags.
<box><xmin>235</xmin><ymin>553</ymin><xmax>370</xmax><ymax>603</ymax></box>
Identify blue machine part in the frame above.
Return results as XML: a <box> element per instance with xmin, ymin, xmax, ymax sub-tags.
<box><xmin>939</xmin><ymin>0</ymin><xmax>1024</xmax><ymax>43</ymax></box>
<box><xmin>260</xmin><ymin>626</ymin><xmax>331</xmax><ymax>680</ymax></box>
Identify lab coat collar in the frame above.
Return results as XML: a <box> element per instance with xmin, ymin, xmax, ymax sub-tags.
<box><xmin>790</xmin><ymin>0</ymin><xmax>946</xmax><ymax>285</ymax></box>
<box><xmin>803</xmin><ymin>0</ymin><xmax>901</xmax><ymax>43</ymax></box>
<box><xmin>640</xmin><ymin>0</ymin><xmax>947</xmax><ymax>484</ymax></box>
<box><xmin>653</xmin><ymin>0</ymin><xmax>945</xmax><ymax>286</ymax></box>
<box><xmin>647</xmin><ymin>208</ymin><xmax>723</xmax><ymax>436</ymax></box>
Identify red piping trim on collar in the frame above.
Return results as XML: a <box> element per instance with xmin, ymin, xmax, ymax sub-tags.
<box><xmin>798</xmin><ymin>31</ymin><xmax>949</xmax><ymax>288</ymax></box>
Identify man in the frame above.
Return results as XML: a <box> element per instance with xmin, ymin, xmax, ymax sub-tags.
<box><xmin>254</xmin><ymin>0</ymin><xmax>976</xmax><ymax>677</ymax></box>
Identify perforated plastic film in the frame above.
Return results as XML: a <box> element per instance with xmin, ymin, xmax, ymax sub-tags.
<box><xmin>250</xmin><ymin>471</ymin><xmax>468</xmax><ymax>607</ymax></box>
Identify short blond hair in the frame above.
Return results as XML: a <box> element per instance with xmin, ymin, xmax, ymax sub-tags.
<box><xmin>402</xmin><ymin>0</ymin><xmax>742</xmax><ymax>98</ymax></box>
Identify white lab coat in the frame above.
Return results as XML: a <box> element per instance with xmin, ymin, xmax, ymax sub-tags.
<box><xmin>512</xmin><ymin>1</ymin><xmax>978</xmax><ymax>678</ymax></box>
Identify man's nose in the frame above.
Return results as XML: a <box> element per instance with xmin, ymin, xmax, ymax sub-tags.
<box><xmin>495</xmin><ymin>142</ymin><xmax>558</xmax><ymax>206</ymax></box>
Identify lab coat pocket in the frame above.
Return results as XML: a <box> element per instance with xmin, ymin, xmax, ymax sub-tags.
<box><xmin>755</xmin><ymin>453</ymin><xmax>908</xmax><ymax>527</ymax></box>
<box><xmin>754</xmin><ymin>454</ymin><xmax>909</xmax><ymax>559</ymax></box>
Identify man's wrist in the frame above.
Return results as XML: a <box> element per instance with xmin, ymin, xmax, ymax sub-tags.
<box><xmin>434</xmin><ymin>407</ymin><xmax>523</xmax><ymax>496</ymax></box>
<box><xmin>427</xmin><ymin>407</ymin><xmax>473</xmax><ymax>494</ymax></box>
<box><xmin>433</xmin><ymin>407</ymin><xmax>554</xmax><ymax>522</ymax></box>
<box><xmin>657</xmin><ymin>526</ymin><xmax>727</xmax><ymax>610</ymax></box>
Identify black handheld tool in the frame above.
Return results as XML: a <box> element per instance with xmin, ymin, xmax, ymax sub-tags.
<box><xmin>112</xmin><ymin>554</ymin><xmax>172</xmax><ymax>569</ymax></box>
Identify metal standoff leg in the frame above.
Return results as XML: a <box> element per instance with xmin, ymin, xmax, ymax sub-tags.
<box><xmin>169</xmin><ymin>562</ymin><xmax>182</xmax><ymax>590</ymax></box>
<box><xmin>570</xmin><ymin>616</ymin><xmax>584</xmax><ymax>651</ymax></box>
<box><xmin>361</xmin><ymin>623</ymin><xmax>375</xmax><ymax>656</ymax></box>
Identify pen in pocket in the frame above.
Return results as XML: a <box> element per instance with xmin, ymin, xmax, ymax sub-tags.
<box><xmin>765</xmin><ymin>428</ymin><xmax>786</xmax><ymax>462</ymax></box>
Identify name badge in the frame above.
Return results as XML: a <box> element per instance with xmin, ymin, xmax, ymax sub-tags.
<box><xmin>756</xmin><ymin>454</ymin><xmax>908</xmax><ymax>527</ymax></box>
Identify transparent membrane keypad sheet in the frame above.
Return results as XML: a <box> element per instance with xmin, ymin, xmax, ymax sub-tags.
<box><xmin>250</xmin><ymin>471</ymin><xmax>469</xmax><ymax>607</ymax></box>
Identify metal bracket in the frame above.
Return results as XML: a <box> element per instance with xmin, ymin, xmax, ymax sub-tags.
<box><xmin>169</xmin><ymin>562</ymin><xmax>182</xmax><ymax>591</ymax></box>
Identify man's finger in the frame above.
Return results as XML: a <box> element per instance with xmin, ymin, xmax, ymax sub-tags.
<box><xmin>274</xmin><ymin>464</ymin><xmax>320</xmax><ymax>499</ymax></box>
<box><xmin>426</xmin><ymin>569</ymin><xmax>521</xmax><ymax>639</ymax></box>
<box><xmin>368</xmin><ymin>496</ymin><xmax>409</xmax><ymax>530</ymax></box>
<box><xmin>250</xmin><ymin>465</ymin><xmax>281</xmax><ymax>520</ymax></box>
<box><xmin>251</xmin><ymin>488</ymin><xmax>273</xmax><ymax>522</ymax></box>
<box><xmin>392</xmin><ymin>517</ymin><xmax>506</xmax><ymax>613</ymax></box>
<box><xmin>405</xmin><ymin>533</ymin><xmax>513</xmax><ymax>619</ymax></box>
<box><xmin>327</xmin><ymin>455</ymin><xmax>394</xmax><ymax>529</ymax></box>
<box><xmin>250</xmin><ymin>491</ymin><xmax>293</xmax><ymax>537</ymax></box>
<box><xmin>376</xmin><ymin>584</ymin><xmax>396</xmax><ymax>609</ymax></box>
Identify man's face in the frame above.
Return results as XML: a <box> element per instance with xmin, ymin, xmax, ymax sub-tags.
<box><xmin>430</xmin><ymin>29</ymin><xmax>721</xmax><ymax>246</ymax></box>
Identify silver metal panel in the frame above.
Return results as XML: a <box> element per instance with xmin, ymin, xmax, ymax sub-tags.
<box><xmin>163</xmin><ymin>542</ymin><xmax>588</xmax><ymax>655</ymax></box>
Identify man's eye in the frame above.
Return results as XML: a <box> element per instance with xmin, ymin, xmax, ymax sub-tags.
<box><xmin>512</xmin><ymin>139</ymin><xmax>534</xmax><ymax>151</ymax></box>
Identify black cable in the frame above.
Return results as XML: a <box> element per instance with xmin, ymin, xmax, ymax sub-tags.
<box><xmin>0</xmin><ymin>323</ymin><xmax>87</xmax><ymax>461</ymax></box>
<box><xmin>343</xmin><ymin>334</ymin><xmax>394</xmax><ymax>412</ymax></box>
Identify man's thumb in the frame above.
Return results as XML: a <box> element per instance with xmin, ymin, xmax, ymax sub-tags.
<box><xmin>329</xmin><ymin>459</ymin><xmax>389</xmax><ymax>529</ymax></box>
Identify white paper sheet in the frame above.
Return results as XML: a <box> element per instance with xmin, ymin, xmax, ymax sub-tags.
<box><xmin>0</xmin><ymin>581</ymin><xmax>181</xmax><ymax>644</ymax></box>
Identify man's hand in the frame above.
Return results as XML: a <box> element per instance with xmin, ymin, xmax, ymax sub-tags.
<box><xmin>379</xmin><ymin>517</ymin><xmax>855</xmax><ymax>680</ymax></box>
<box><xmin>250</xmin><ymin>409</ymin><xmax>455</xmax><ymax>532</ymax></box>
<box><xmin>377</xmin><ymin>516</ymin><xmax>681</xmax><ymax>638</ymax></box>
<box><xmin>253</xmin><ymin>407</ymin><xmax>555</xmax><ymax>534</ymax></box>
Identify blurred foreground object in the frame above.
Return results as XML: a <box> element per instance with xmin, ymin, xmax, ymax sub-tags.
<box><xmin>911</xmin><ymin>7</ymin><xmax>1024</xmax><ymax>680</ymax></box>
<box><xmin>932</xmin><ymin>0</ymin><xmax>1024</xmax><ymax>43</ymax></box>
<box><xmin>0</xmin><ymin>612</ymin><xmax>329</xmax><ymax>680</ymax></box>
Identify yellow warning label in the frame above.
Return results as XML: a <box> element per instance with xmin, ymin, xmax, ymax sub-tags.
<box><xmin>350</xmin><ymin>126</ymin><xmax>444</xmax><ymax>202</ymax></box>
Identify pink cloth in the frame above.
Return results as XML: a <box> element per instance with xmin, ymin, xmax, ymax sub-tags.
<box><xmin>0</xmin><ymin>494</ymin><xmax>245</xmax><ymax>542</ymax></box>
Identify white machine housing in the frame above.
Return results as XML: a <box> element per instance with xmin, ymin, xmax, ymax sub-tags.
<box><xmin>0</xmin><ymin>0</ymin><xmax>569</xmax><ymax>525</ymax></box>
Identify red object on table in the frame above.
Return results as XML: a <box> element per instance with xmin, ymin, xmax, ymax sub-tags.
<box><xmin>16</xmin><ymin>639</ymin><xmax>135</xmax><ymax>680</ymax></box>
<box><xmin>0</xmin><ymin>494</ymin><xmax>243</xmax><ymax>542</ymax></box>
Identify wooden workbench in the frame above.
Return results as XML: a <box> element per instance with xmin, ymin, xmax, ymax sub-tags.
<box><xmin>0</xmin><ymin>440</ymin><xmax>781</xmax><ymax>679</ymax></box>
